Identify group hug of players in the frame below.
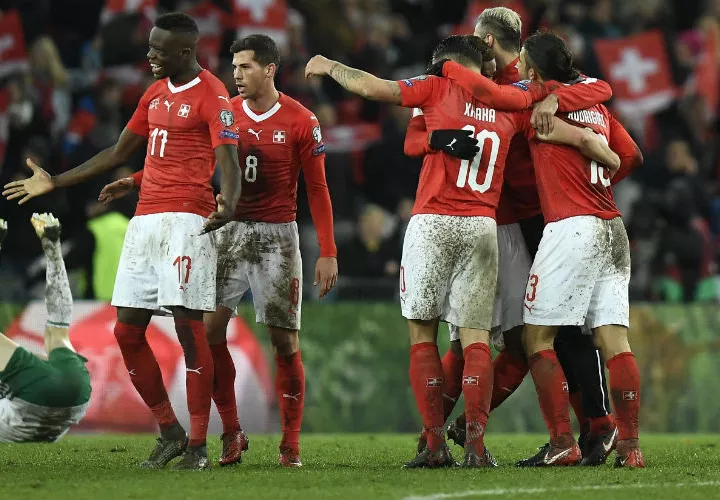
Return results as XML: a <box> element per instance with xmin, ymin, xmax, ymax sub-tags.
<box><xmin>0</xmin><ymin>6</ymin><xmax>643</xmax><ymax>470</ymax></box>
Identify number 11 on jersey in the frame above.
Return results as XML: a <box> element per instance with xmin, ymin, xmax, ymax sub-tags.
<box><xmin>456</xmin><ymin>125</ymin><xmax>499</xmax><ymax>193</ymax></box>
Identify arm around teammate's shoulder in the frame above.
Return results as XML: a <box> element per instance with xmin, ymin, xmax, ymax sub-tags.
<box><xmin>536</xmin><ymin>118</ymin><xmax>620</xmax><ymax>172</ymax></box>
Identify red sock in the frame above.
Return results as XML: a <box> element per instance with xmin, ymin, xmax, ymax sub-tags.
<box><xmin>528</xmin><ymin>349</ymin><xmax>573</xmax><ymax>447</ymax></box>
<box><xmin>409</xmin><ymin>342</ymin><xmax>445</xmax><ymax>451</ymax></box>
<box><xmin>606</xmin><ymin>352</ymin><xmax>640</xmax><ymax>441</ymax></box>
<box><xmin>174</xmin><ymin>318</ymin><xmax>214</xmax><ymax>447</ymax></box>
<box><xmin>276</xmin><ymin>350</ymin><xmax>305</xmax><ymax>454</ymax></box>
<box><xmin>590</xmin><ymin>414</ymin><xmax>615</xmax><ymax>436</ymax></box>
<box><xmin>462</xmin><ymin>343</ymin><xmax>493</xmax><ymax>449</ymax></box>
<box><xmin>210</xmin><ymin>342</ymin><xmax>240</xmax><ymax>434</ymax></box>
<box><xmin>114</xmin><ymin>321</ymin><xmax>177</xmax><ymax>431</ymax></box>
<box><xmin>490</xmin><ymin>350</ymin><xmax>529</xmax><ymax>411</ymax></box>
<box><xmin>569</xmin><ymin>391</ymin><xmax>589</xmax><ymax>433</ymax></box>
<box><xmin>440</xmin><ymin>348</ymin><xmax>464</xmax><ymax>422</ymax></box>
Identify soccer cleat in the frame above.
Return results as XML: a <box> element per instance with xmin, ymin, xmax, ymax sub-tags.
<box><xmin>30</xmin><ymin>212</ymin><xmax>61</xmax><ymax>242</ymax></box>
<box><xmin>447</xmin><ymin>420</ymin><xmax>466</xmax><ymax>448</ymax></box>
<box><xmin>140</xmin><ymin>434</ymin><xmax>188</xmax><ymax>469</ymax></box>
<box><xmin>459</xmin><ymin>444</ymin><xmax>497</xmax><ymax>468</ymax></box>
<box><xmin>516</xmin><ymin>442</ymin><xmax>581</xmax><ymax>467</ymax></box>
<box><xmin>173</xmin><ymin>445</ymin><xmax>211</xmax><ymax>470</ymax></box>
<box><xmin>279</xmin><ymin>448</ymin><xmax>303</xmax><ymax>468</ymax></box>
<box><xmin>402</xmin><ymin>443</ymin><xmax>456</xmax><ymax>469</ymax></box>
<box><xmin>614</xmin><ymin>442</ymin><xmax>645</xmax><ymax>468</ymax></box>
<box><xmin>580</xmin><ymin>427</ymin><xmax>618</xmax><ymax>466</ymax></box>
<box><xmin>219</xmin><ymin>429</ymin><xmax>249</xmax><ymax>466</ymax></box>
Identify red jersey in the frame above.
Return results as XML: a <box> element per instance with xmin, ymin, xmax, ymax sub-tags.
<box><xmin>232</xmin><ymin>93</ymin><xmax>336</xmax><ymax>257</ymax></box>
<box><xmin>126</xmin><ymin>69</ymin><xmax>238</xmax><ymax>217</ymax></box>
<box><xmin>398</xmin><ymin>74</ymin><xmax>529</xmax><ymax>217</ymax></box>
<box><xmin>526</xmin><ymin>104</ymin><xmax>621</xmax><ymax>222</ymax></box>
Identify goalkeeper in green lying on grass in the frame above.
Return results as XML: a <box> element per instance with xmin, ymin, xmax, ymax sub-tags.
<box><xmin>0</xmin><ymin>213</ymin><xmax>91</xmax><ymax>442</ymax></box>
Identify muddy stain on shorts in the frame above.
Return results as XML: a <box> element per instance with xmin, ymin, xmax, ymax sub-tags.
<box><xmin>264</xmin><ymin>233</ymin><xmax>298</xmax><ymax>330</ymax></box>
<box><xmin>609</xmin><ymin>217</ymin><xmax>630</xmax><ymax>272</ymax></box>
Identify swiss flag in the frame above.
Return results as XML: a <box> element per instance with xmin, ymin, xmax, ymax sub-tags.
<box><xmin>231</xmin><ymin>0</ymin><xmax>288</xmax><ymax>49</ymax></box>
<box><xmin>0</xmin><ymin>90</ymin><xmax>8</xmax><ymax>169</ymax></box>
<box><xmin>695</xmin><ymin>23</ymin><xmax>719</xmax><ymax>118</ymax></box>
<box><xmin>101</xmin><ymin>0</ymin><xmax>158</xmax><ymax>24</ymax></box>
<box><xmin>0</xmin><ymin>10</ymin><xmax>28</xmax><ymax>79</ymax></box>
<box><xmin>184</xmin><ymin>0</ymin><xmax>231</xmax><ymax>73</ymax></box>
<box><xmin>594</xmin><ymin>31</ymin><xmax>677</xmax><ymax>117</ymax></box>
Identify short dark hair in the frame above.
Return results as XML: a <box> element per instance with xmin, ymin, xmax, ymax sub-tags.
<box><xmin>230</xmin><ymin>34</ymin><xmax>280</xmax><ymax>68</ymax></box>
<box><xmin>523</xmin><ymin>31</ymin><xmax>580</xmax><ymax>83</ymax></box>
<box><xmin>432</xmin><ymin>35</ymin><xmax>492</xmax><ymax>69</ymax></box>
<box><xmin>154</xmin><ymin>12</ymin><xmax>199</xmax><ymax>36</ymax></box>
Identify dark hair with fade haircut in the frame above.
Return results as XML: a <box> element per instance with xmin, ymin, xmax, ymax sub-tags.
<box><xmin>432</xmin><ymin>35</ymin><xmax>492</xmax><ymax>70</ymax></box>
<box><xmin>523</xmin><ymin>31</ymin><xmax>580</xmax><ymax>83</ymax></box>
<box><xmin>154</xmin><ymin>12</ymin><xmax>199</xmax><ymax>35</ymax></box>
<box><xmin>230</xmin><ymin>34</ymin><xmax>281</xmax><ymax>68</ymax></box>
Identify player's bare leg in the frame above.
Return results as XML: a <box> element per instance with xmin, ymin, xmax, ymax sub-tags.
<box><xmin>456</xmin><ymin>327</ymin><xmax>496</xmax><ymax>468</ymax></box>
<box><xmin>170</xmin><ymin>306</ymin><xmax>214</xmax><ymax>470</ymax></box>
<box><xmin>269</xmin><ymin>326</ymin><xmax>304</xmax><ymax>468</ymax></box>
<box><xmin>404</xmin><ymin>318</ymin><xmax>454</xmax><ymax>469</ymax></box>
<box><xmin>593</xmin><ymin>325</ymin><xmax>644</xmax><ymax>468</ymax></box>
<box><xmin>205</xmin><ymin>306</ymin><xmax>248</xmax><ymax>466</ymax></box>
<box><xmin>114</xmin><ymin>305</ymin><xmax>187</xmax><ymax>468</ymax></box>
<box><xmin>518</xmin><ymin>324</ymin><xmax>581</xmax><ymax>467</ymax></box>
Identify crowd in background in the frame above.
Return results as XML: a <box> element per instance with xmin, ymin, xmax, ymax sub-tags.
<box><xmin>1</xmin><ymin>0</ymin><xmax>719</xmax><ymax>303</ymax></box>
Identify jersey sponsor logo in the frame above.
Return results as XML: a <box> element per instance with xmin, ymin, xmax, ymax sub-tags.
<box><xmin>312</xmin><ymin>125</ymin><xmax>322</xmax><ymax>143</ymax></box>
<box><xmin>164</xmin><ymin>99</ymin><xmax>174</xmax><ymax>112</ymax></box>
<box><xmin>248</xmin><ymin>128</ymin><xmax>262</xmax><ymax>140</ymax></box>
<box><xmin>178</xmin><ymin>104</ymin><xmax>191</xmax><ymax>118</ymax></box>
<box><xmin>312</xmin><ymin>144</ymin><xmax>326</xmax><ymax>156</ymax></box>
<box><xmin>149</xmin><ymin>98</ymin><xmax>160</xmax><ymax>110</ymax></box>
<box><xmin>219</xmin><ymin>130</ymin><xmax>240</xmax><ymax>140</ymax></box>
<box><xmin>273</xmin><ymin>130</ymin><xmax>286</xmax><ymax>143</ymax></box>
<box><xmin>220</xmin><ymin>109</ymin><xmax>235</xmax><ymax>126</ymax></box>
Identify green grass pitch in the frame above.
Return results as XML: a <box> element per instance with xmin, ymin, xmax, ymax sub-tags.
<box><xmin>1</xmin><ymin>434</ymin><xmax>719</xmax><ymax>499</ymax></box>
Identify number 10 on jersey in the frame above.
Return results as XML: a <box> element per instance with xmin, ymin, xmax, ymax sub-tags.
<box><xmin>456</xmin><ymin>125</ymin><xmax>499</xmax><ymax>193</ymax></box>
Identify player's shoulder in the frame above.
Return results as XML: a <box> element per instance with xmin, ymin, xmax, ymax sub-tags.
<box><xmin>142</xmin><ymin>79</ymin><xmax>166</xmax><ymax>97</ymax></box>
<box><xmin>278</xmin><ymin>93</ymin><xmax>317</xmax><ymax>125</ymax></box>
<box><xmin>198</xmin><ymin>69</ymin><xmax>229</xmax><ymax>93</ymax></box>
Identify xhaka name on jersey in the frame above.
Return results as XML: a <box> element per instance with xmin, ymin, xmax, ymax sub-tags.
<box><xmin>464</xmin><ymin>102</ymin><xmax>496</xmax><ymax>123</ymax></box>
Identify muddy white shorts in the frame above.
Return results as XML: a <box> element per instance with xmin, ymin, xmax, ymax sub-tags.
<box><xmin>111</xmin><ymin>212</ymin><xmax>216</xmax><ymax>312</ymax></box>
<box><xmin>523</xmin><ymin>216</ymin><xmax>630</xmax><ymax>329</ymax></box>
<box><xmin>400</xmin><ymin>214</ymin><xmax>498</xmax><ymax>331</ymax></box>
<box><xmin>215</xmin><ymin>221</ymin><xmax>302</xmax><ymax>330</ymax></box>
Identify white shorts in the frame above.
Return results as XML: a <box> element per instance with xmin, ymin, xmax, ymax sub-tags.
<box><xmin>111</xmin><ymin>213</ymin><xmax>217</xmax><ymax>312</ymax></box>
<box><xmin>215</xmin><ymin>221</ymin><xmax>302</xmax><ymax>330</ymax></box>
<box><xmin>523</xmin><ymin>216</ymin><xmax>630</xmax><ymax>329</ymax></box>
<box><xmin>400</xmin><ymin>214</ymin><xmax>497</xmax><ymax>331</ymax></box>
<box><xmin>449</xmin><ymin>223</ymin><xmax>530</xmax><ymax>347</ymax></box>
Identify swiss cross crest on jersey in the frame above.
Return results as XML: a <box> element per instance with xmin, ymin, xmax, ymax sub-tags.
<box><xmin>178</xmin><ymin>104</ymin><xmax>191</xmax><ymax>118</ymax></box>
<box><xmin>149</xmin><ymin>98</ymin><xmax>160</xmax><ymax>110</ymax></box>
<box><xmin>273</xmin><ymin>130</ymin><xmax>286</xmax><ymax>143</ymax></box>
<box><xmin>219</xmin><ymin>109</ymin><xmax>235</xmax><ymax>126</ymax></box>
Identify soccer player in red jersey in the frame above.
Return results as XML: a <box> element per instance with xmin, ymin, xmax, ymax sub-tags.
<box><xmin>513</xmin><ymin>32</ymin><xmax>644</xmax><ymax>468</ymax></box>
<box><xmin>104</xmin><ymin>34</ymin><xmax>338</xmax><ymax>468</ymax></box>
<box><xmin>305</xmin><ymin>35</ymin><xmax>618</xmax><ymax>468</ymax></box>
<box><xmin>407</xmin><ymin>8</ymin><xmax>618</xmax><ymax>465</ymax></box>
<box><xmin>3</xmin><ymin>13</ymin><xmax>242</xmax><ymax>470</ymax></box>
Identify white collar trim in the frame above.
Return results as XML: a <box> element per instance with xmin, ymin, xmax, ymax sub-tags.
<box><xmin>167</xmin><ymin>75</ymin><xmax>202</xmax><ymax>94</ymax></box>
<box><xmin>242</xmin><ymin>99</ymin><xmax>282</xmax><ymax>122</ymax></box>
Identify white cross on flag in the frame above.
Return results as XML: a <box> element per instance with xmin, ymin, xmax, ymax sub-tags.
<box><xmin>232</xmin><ymin>0</ymin><xmax>288</xmax><ymax>49</ymax></box>
<box><xmin>0</xmin><ymin>10</ymin><xmax>28</xmax><ymax>79</ymax></box>
<box><xmin>100</xmin><ymin>0</ymin><xmax>158</xmax><ymax>24</ymax></box>
<box><xmin>273</xmin><ymin>130</ymin><xmax>286</xmax><ymax>143</ymax></box>
<box><xmin>594</xmin><ymin>31</ymin><xmax>677</xmax><ymax>117</ymax></box>
<box><xmin>178</xmin><ymin>104</ymin><xmax>191</xmax><ymax>118</ymax></box>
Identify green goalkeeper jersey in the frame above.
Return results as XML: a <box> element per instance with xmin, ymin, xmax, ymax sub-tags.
<box><xmin>0</xmin><ymin>347</ymin><xmax>91</xmax><ymax>443</ymax></box>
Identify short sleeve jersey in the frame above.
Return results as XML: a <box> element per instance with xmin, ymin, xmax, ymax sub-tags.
<box><xmin>126</xmin><ymin>69</ymin><xmax>239</xmax><ymax>217</ymax></box>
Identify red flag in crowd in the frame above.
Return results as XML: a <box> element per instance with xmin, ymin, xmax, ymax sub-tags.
<box><xmin>0</xmin><ymin>10</ymin><xmax>28</xmax><ymax>79</ymax></box>
<box><xmin>184</xmin><ymin>0</ymin><xmax>231</xmax><ymax>72</ymax></box>
<box><xmin>594</xmin><ymin>31</ymin><xmax>677</xmax><ymax>117</ymax></box>
<box><xmin>695</xmin><ymin>24</ymin><xmax>719</xmax><ymax>118</ymax></box>
<box><xmin>232</xmin><ymin>0</ymin><xmax>288</xmax><ymax>49</ymax></box>
<box><xmin>101</xmin><ymin>0</ymin><xmax>158</xmax><ymax>24</ymax></box>
<box><xmin>0</xmin><ymin>89</ymin><xmax>8</xmax><ymax>169</ymax></box>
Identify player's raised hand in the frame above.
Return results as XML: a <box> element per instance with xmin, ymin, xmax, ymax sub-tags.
<box><xmin>201</xmin><ymin>193</ymin><xmax>233</xmax><ymax>234</ymax></box>
<box><xmin>314</xmin><ymin>256</ymin><xmax>338</xmax><ymax>299</ymax></box>
<box><xmin>2</xmin><ymin>158</ymin><xmax>54</xmax><ymax>205</ymax></box>
<box><xmin>98</xmin><ymin>177</ymin><xmax>135</xmax><ymax>205</ymax></box>
<box><xmin>531</xmin><ymin>94</ymin><xmax>560</xmax><ymax>136</ymax></box>
<box><xmin>305</xmin><ymin>55</ymin><xmax>332</xmax><ymax>79</ymax></box>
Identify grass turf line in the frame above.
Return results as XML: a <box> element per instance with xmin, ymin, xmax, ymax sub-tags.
<box><xmin>0</xmin><ymin>434</ymin><xmax>719</xmax><ymax>500</ymax></box>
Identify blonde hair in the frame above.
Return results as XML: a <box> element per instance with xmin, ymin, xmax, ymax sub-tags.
<box><xmin>475</xmin><ymin>7</ymin><xmax>522</xmax><ymax>51</ymax></box>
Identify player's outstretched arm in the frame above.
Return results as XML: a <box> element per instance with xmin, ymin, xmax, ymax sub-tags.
<box><xmin>305</xmin><ymin>55</ymin><xmax>402</xmax><ymax>104</ymax></box>
<box><xmin>3</xmin><ymin>128</ymin><xmax>145</xmax><ymax>205</ymax></box>
<box><xmin>536</xmin><ymin>118</ymin><xmax>620</xmax><ymax>172</ymax></box>
<box><xmin>202</xmin><ymin>144</ymin><xmax>241</xmax><ymax>233</ymax></box>
<box><xmin>30</xmin><ymin>213</ymin><xmax>75</xmax><ymax>354</ymax></box>
<box><xmin>441</xmin><ymin>60</ymin><xmax>547</xmax><ymax>110</ymax></box>
<box><xmin>608</xmin><ymin>116</ymin><xmax>643</xmax><ymax>185</ymax></box>
<box><xmin>531</xmin><ymin>77</ymin><xmax>613</xmax><ymax>135</ymax></box>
